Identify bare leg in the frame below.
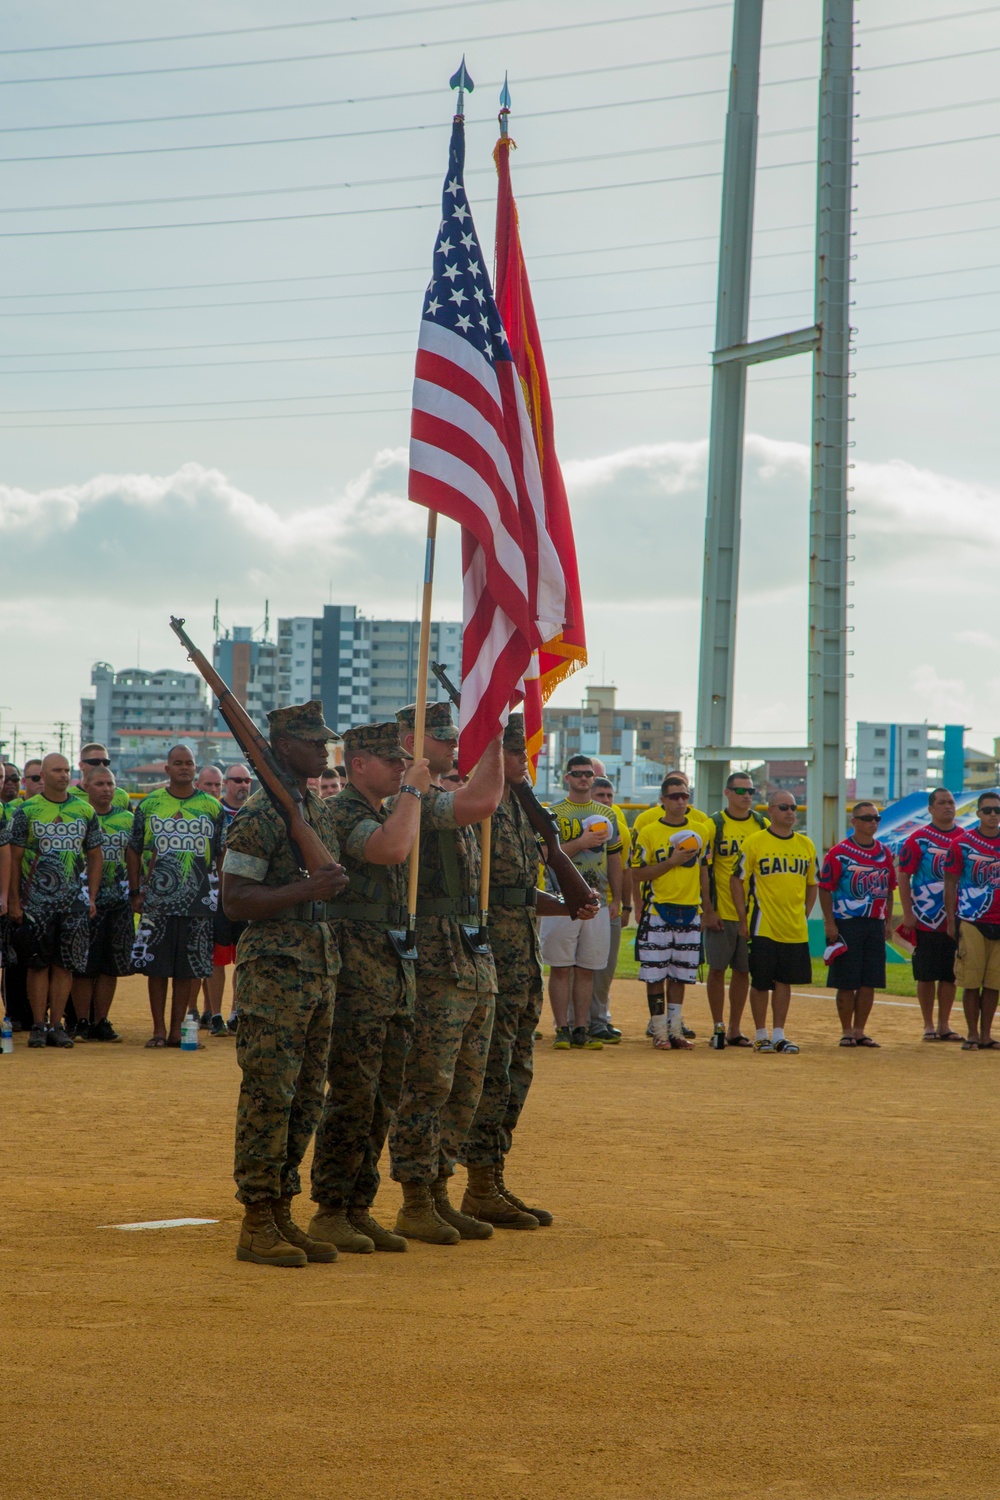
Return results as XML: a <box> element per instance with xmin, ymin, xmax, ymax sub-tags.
<box><xmin>93</xmin><ymin>974</ymin><xmax>117</xmax><ymax>1023</ymax></box>
<box><xmin>916</xmin><ymin>980</ymin><xmax>937</xmax><ymax>1033</ymax></box>
<box><xmin>706</xmin><ymin>968</ymin><xmax>726</xmax><ymax>1026</ymax></box>
<box><xmin>979</xmin><ymin>987</ymin><xmax>998</xmax><ymax>1045</ymax></box>
<box><xmin>570</xmin><ymin>966</ymin><xmax>595</xmax><ymax>1029</ymax></box>
<box><xmin>169</xmin><ymin>978</ymin><xmax>198</xmax><ymax>1043</ymax></box>
<box><xmin>204</xmin><ymin>966</ymin><xmax>225</xmax><ymax>1017</ymax></box>
<box><xmin>836</xmin><ymin>989</ymin><xmax>857</xmax><ymax>1038</ymax></box>
<box><xmin>854</xmin><ymin>987</ymin><xmax>875</xmax><ymax>1037</ymax></box>
<box><xmin>147</xmin><ymin>976</ymin><xmax>168</xmax><ymax>1039</ymax></box>
<box><xmin>771</xmin><ymin>982</ymin><xmax>791</xmax><ymax>1031</ymax></box>
<box><xmin>548</xmin><ymin>967</ymin><xmax>573</xmax><ymax>1029</ymax></box>
<box><xmin>936</xmin><ymin>981</ymin><xmax>956</xmax><ymax>1036</ymax></box>
<box><xmin>962</xmin><ymin>988</ymin><xmax>981</xmax><ymax>1043</ymax></box>
<box><xmin>749</xmin><ymin>987</ymin><xmax>771</xmax><ymax>1033</ymax></box>
<box><xmin>727</xmin><ymin>969</ymin><xmax>750</xmax><ymax>1037</ymax></box>
<box><xmin>26</xmin><ymin>968</ymin><xmax>50</xmax><ymax>1025</ymax></box>
<box><xmin>71</xmin><ymin>975</ymin><xmax>95</xmax><ymax>1025</ymax></box>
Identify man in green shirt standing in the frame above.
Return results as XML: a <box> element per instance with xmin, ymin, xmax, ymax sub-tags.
<box><xmin>126</xmin><ymin>744</ymin><xmax>225</xmax><ymax>1048</ymax></box>
<box><xmin>71</xmin><ymin>766</ymin><xmax>133</xmax><ymax>1043</ymax></box>
<box><xmin>8</xmin><ymin>752</ymin><xmax>103</xmax><ymax>1049</ymax></box>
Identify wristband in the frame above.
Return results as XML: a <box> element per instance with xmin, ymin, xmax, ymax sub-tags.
<box><xmin>399</xmin><ymin>784</ymin><xmax>423</xmax><ymax>801</ymax></box>
<box><xmin>622</xmin><ymin>905</ymin><xmax>632</xmax><ymax>912</ymax></box>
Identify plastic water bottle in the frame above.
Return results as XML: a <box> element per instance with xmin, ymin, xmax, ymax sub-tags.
<box><xmin>180</xmin><ymin>1014</ymin><xmax>199</xmax><ymax>1052</ymax></box>
<box><xmin>1</xmin><ymin>1015</ymin><xmax>12</xmax><ymax>1055</ymax></box>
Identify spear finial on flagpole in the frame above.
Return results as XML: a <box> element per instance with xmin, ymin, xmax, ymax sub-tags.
<box><xmin>449</xmin><ymin>55</ymin><xmax>475</xmax><ymax>117</ymax></box>
<box><xmin>499</xmin><ymin>72</ymin><xmax>511</xmax><ymax>139</ymax></box>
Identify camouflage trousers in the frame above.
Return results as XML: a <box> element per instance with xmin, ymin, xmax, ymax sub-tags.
<box><xmin>460</xmin><ymin>979</ymin><xmax>543</xmax><ymax>1167</ymax></box>
<box><xmin>233</xmin><ymin>957</ymin><xmax>336</xmax><ymax>1205</ymax></box>
<box><xmin>389</xmin><ymin>979</ymin><xmax>495</xmax><ymax>1185</ymax></box>
<box><xmin>310</xmin><ymin>977</ymin><xmax>413</xmax><ymax>1210</ymax></box>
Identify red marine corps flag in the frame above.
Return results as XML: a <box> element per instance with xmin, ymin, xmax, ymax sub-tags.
<box><xmin>408</xmin><ymin>78</ymin><xmax>568</xmax><ymax>773</ymax></box>
<box><xmin>493</xmin><ymin>80</ymin><xmax>587</xmax><ymax>775</ymax></box>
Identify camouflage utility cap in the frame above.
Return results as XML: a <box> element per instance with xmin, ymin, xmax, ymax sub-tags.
<box><xmin>396</xmin><ymin>701</ymin><xmax>459</xmax><ymax>743</ymax></box>
<box><xmin>503</xmin><ymin>713</ymin><xmax>526</xmax><ymax>752</ymax></box>
<box><xmin>343</xmin><ymin>721</ymin><xmax>410</xmax><ymax>761</ymax></box>
<box><xmin>267</xmin><ymin>700</ymin><xmax>340</xmax><ymax>742</ymax></box>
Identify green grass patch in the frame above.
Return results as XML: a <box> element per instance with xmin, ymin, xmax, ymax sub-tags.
<box><xmin>612</xmin><ymin>944</ymin><xmax>918</xmax><ymax>999</ymax></box>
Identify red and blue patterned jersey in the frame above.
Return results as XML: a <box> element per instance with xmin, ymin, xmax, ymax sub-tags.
<box><xmin>897</xmin><ymin>825</ymin><xmax>963</xmax><ymax>931</ymax></box>
<box><xmin>818</xmin><ymin>836</ymin><xmax>896</xmax><ymax>920</ymax></box>
<box><xmin>943</xmin><ymin>829</ymin><xmax>1000</xmax><ymax>924</ymax></box>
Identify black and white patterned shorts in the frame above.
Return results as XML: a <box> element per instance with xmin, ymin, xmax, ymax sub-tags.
<box><xmin>131</xmin><ymin>911</ymin><xmax>213</xmax><ymax>980</ymax></box>
<box><xmin>83</xmin><ymin>903</ymin><xmax>137</xmax><ymax>979</ymax></box>
<box><xmin>635</xmin><ymin>906</ymin><xmax>701</xmax><ymax>985</ymax></box>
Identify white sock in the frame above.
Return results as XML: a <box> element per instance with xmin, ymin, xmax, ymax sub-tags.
<box><xmin>755</xmin><ymin>1027</ymin><xmax>769</xmax><ymax>1042</ymax></box>
<box><xmin>772</xmin><ymin>1027</ymin><xmax>785</xmax><ymax>1044</ymax></box>
<box><xmin>667</xmin><ymin>1003</ymin><xmax>683</xmax><ymax>1037</ymax></box>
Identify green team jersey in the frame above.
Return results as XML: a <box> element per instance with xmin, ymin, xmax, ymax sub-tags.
<box><xmin>94</xmin><ymin>805</ymin><xmax>135</xmax><ymax>909</ymax></box>
<box><xmin>9</xmin><ymin>792</ymin><xmax>102</xmax><ymax>914</ymax></box>
<box><xmin>112</xmin><ymin>786</ymin><xmax>131</xmax><ymax>810</ymax></box>
<box><xmin>128</xmin><ymin>788</ymin><xmax>224</xmax><ymax>918</ymax></box>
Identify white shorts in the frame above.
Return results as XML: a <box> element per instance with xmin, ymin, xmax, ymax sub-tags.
<box><xmin>539</xmin><ymin>904</ymin><xmax>611</xmax><ymax>971</ymax></box>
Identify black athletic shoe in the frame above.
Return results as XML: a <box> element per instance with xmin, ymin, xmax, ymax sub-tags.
<box><xmin>46</xmin><ymin>1025</ymin><xmax>74</xmax><ymax>1049</ymax></box>
<box><xmin>589</xmin><ymin>1023</ymin><xmax>622</xmax><ymax>1044</ymax></box>
<box><xmin>91</xmin><ymin>1018</ymin><xmax>122</xmax><ymax>1043</ymax></box>
<box><xmin>570</xmin><ymin>1026</ymin><xmax>603</xmax><ymax>1050</ymax></box>
<box><xmin>226</xmin><ymin>1014</ymin><xmax>238</xmax><ymax>1034</ymax></box>
<box><xmin>28</xmin><ymin>1023</ymin><xmax>47</xmax><ymax>1048</ymax></box>
<box><xmin>209</xmin><ymin>1014</ymin><xmax>229</xmax><ymax>1037</ymax></box>
<box><xmin>199</xmin><ymin>1009</ymin><xmax>212</xmax><ymax>1030</ymax></box>
<box><xmin>682</xmin><ymin>1024</ymin><xmax>696</xmax><ymax>1040</ymax></box>
<box><xmin>74</xmin><ymin>1018</ymin><xmax>91</xmax><ymax>1042</ymax></box>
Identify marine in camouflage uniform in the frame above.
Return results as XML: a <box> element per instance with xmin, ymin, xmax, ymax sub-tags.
<box><xmin>221</xmin><ymin>700</ymin><xmax>347</xmax><ymax>1269</ymax></box>
<box><xmin>389</xmin><ymin>701</ymin><xmax>504</xmax><ymax>1244</ymax></box>
<box><xmin>309</xmin><ymin>721</ymin><xmax>427</xmax><ymax>1255</ymax></box>
<box><xmin>459</xmin><ymin>715</ymin><xmax>557</xmax><ymax>1228</ymax></box>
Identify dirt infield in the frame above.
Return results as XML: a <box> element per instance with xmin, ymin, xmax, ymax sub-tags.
<box><xmin>4</xmin><ymin>972</ymin><xmax>998</xmax><ymax>1500</ymax></box>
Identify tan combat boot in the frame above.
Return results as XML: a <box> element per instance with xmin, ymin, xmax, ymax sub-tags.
<box><xmin>495</xmin><ymin>1160</ymin><xmax>552</xmax><ymax>1226</ymax></box>
<box><xmin>307</xmin><ymin>1205</ymin><xmax>375</xmax><ymax>1254</ymax></box>
<box><xmin>462</xmin><ymin>1162</ymin><xmax>538</xmax><ymax>1229</ymax></box>
<box><xmin>431</xmin><ymin>1172</ymin><xmax>494</xmax><ymax>1239</ymax></box>
<box><xmin>273</xmin><ymin>1195</ymin><xmax>338</xmax><ymax>1262</ymax></box>
<box><xmin>348</xmin><ymin>1206</ymin><xmax>407</xmax><ymax>1252</ymax></box>
<box><xmin>236</xmin><ymin>1200</ymin><xmax>308</xmax><ymax>1268</ymax></box>
<box><xmin>394</xmin><ymin>1182</ymin><xmax>461</xmax><ymax>1245</ymax></box>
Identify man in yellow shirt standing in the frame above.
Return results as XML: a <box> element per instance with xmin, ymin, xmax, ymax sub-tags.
<box><xmin>701</xmin><ymin>772</ymin><xmax>768</xmax><ymax>1049</ymax></box>
<box><xmin>630</xmin><ymin>784</ymin><xmax>711</xmax><ymax>1049</ymax></box>
<box><xmin>730</xmin><ymin>790</ymin><xmax>817</xmax><ymax>1054</ymax></box>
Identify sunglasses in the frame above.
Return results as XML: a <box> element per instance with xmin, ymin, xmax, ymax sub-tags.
<box><xmin>980</xmin><ymin>806</ymin><xmax>1000</xmax><ymax>815</ymax></box>
<box><xmin>731</xmin><ymin>786</ymin><xmax>754</xmax><ymax>794</ymax></box>
<box><xmin>567</xmin><ymin>770</ymin><xmax>594</xmax><ymax>779</ymax></box>
<box><xmin>82</xmin><ymin>757</ymin><xmax>111</xmax><ymax>767</ymax></box>
<box><xmin>855</xmin><ymin>814</ymin><xmax>881</xmax><ymax>823</ymax></box>
<box><xmin>226</xmin><ymin>775</ymin><xmax>252</xmax><ymax>784</ymax></box>
<box><xmin>441</xmin><ymin>773</ymin><xmax>462</xmax><ymax>785</ymax></box>
<box><xmin>774</xmin><ymin>803</ymin><xmax>797</xmax><ymax>812</ymax></box>
<box><xmin>665</xmin><ymin>791</ymin><xmax>690</xmax><ymax>802</ymax></box>
<box><xmin>25</xmin><ymin>774</ymin><xmax>43</xmax><ymax>782</ymax></box>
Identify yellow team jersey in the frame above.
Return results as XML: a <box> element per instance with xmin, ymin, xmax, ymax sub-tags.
<box><xmin>630</xmin><ymin>814</ymin><xmax>711</xmax><ymax>908</ymax></box>
<box><xmin>711</xmin><ymin>809</ymin><xmax>770</xmax><ymax>922</ymax></box>
<box><xmin>610</xmin><ymin>804</ymin><xmax>630</xmax><ymax>851</ymax></box>
<box><xmin>736</xmin><ymin>827</ymin><xmax>817</xmax><ymax>944</ymax></box>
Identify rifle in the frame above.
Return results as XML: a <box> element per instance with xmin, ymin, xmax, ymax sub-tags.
<box><xmin>429</xmin><ymin>663</ymin><xmax>596</xmax><ymax>919</ymax></box>
<box><xmin>169</xmin><ymin>616</ymin><xmax>339</xmax><ymax>877</ymax></box>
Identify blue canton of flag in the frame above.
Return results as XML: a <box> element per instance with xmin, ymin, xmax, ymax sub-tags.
<box><xmin>421</xmin><ymin>119</ymin><xmax>511</xmax><ymax>366</ymax></box>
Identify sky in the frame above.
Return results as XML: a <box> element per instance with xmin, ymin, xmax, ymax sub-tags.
<box><xmin>2</xmin><ymin>0</ymin><xmax>1000</xmax><ymax>766</ymax></box>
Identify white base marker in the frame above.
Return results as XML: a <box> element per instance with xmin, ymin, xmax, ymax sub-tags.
<box><xmin>100</xmin><ymin>1218</ymin><xmax>219</xmax><ymax>1231</ymax></box>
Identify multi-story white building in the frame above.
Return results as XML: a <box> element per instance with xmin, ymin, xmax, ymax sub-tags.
<box><xmin>80</xmin><ymin>663</ymin><xmax>218</xmax><ymax>784</ymax></box>
<box><xmin>855</xmin><ymin>721</ymin><xmax>967</xmax><ymax>803</ymax></box>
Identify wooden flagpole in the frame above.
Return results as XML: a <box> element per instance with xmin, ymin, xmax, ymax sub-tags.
<box><xmin>404</xmin><ymin>509</ymin><xmax>438</xmax><ymax>949</ymax></box>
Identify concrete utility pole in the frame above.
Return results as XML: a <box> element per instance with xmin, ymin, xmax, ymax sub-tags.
<box><xmin>694</xmin><ymin>0</ymin><xmax>854</xmax><ymax>851</ymax></box>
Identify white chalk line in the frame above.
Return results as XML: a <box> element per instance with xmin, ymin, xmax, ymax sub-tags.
<box><xmin>99</xmin><ymin>1218</ymin><xmax>218</xmax><ymax>1231</ymax></box>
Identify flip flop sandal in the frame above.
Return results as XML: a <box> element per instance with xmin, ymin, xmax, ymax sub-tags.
<box><xmin>839</xmin><ymin>1036</ymin><xmax>857</xmax><ymax>1047</ymax></box>
<box><xmin>144</xmin><ymin>1036</ymin><xmax>167</xmax><ymax>1048</ymax></box>
<box><xmin>979</xmin><ymin>1039</ymin><xmax>999</xmax><ymax>1050</ymax></box>
<box><xmin>922</xmin><ymin>1031</ymin><xmax>940</xmax><ymax>1042</ymax></box>
<box><xmin>855</xmin><ymin>1035</ymin><xmax>880</xmax><ymax>1047</ymax></box>
<box><xmin>938</xmin><ymin>1031</ymin><xmax>963</xmax><ymax>1042</ymax></box>
<box><xmin>962</xmin><ymin>1040</ymin><xmax>980</xmax><ymax>1050</ymax></box>
<box><xmin>726</xmin><ymin>1034</ymin><xmax>753</xmax><ymax>1048</ymax></box>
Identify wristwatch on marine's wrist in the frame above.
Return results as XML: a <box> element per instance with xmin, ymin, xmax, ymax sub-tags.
<box><xmin>399</xmin><ymin>784</ymin><xmax>423</xmax><ymax>800</ymax></box>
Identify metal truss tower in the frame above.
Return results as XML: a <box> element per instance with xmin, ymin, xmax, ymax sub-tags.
<box><xmin>694</xmin><ymin>0</ymin><xmax>855</xmax><ymax>852</ymax></box>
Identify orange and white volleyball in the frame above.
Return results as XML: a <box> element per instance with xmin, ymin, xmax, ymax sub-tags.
<box><xmin>668</xmin><ymin>828</ymin><xmax>703</xmax><ymax>864</ymax></box>
<box><xmin>581</xmin><ymin>813</ymin><xmax>615</xmax><ymax>843</ymax></box>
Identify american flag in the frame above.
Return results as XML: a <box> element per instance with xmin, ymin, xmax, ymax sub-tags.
<box><xmin>408</xmin><ymin>113</ymin><xmax>567</xmax><ymax>772</ymax></box>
